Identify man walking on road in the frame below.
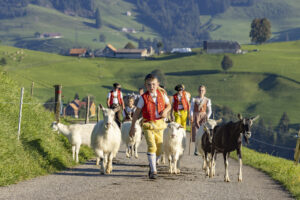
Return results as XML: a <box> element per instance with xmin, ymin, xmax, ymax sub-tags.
<box><xmin>129</xmin><ymin>74</ymin><xmax>171</xmax><ymax>179</ymax></box>
<box><xmin>107</xmin><ymin>83</ymin><xmax>125</xmax><ymax>127</ymax></box>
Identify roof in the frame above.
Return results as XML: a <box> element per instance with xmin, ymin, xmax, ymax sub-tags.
<box><xmin>106</xmin><ymin>44</ymin><xmax>117</xmax><ymax>52</ymax></box>
<box><xmin>204</xmin><ymin>40</ymin><xmax>240</xmax><ymax>50</ymax></box>
<box><xmin>116</xmin><ymin>49</ymin><xmax>147</xmax><ymax>54</ymax></box>
<box><xmin>69</xmin><ymin>48</ymin><xmax>87</xmax><ymax>55</ymax></box>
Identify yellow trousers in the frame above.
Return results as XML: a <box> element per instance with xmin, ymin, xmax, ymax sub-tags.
<box><xmin>143</xmin><ymin>119</ymin><xmax>167</xmax><ymax>156</ymax></box>
<box><xmin>174</xmin><ymin>110</ymin><xmax>188</xmax><ymax>130</ymax></box>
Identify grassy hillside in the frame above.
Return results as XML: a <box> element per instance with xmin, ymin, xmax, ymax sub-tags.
<box><xmin>1</xmin><ymin>41</ymin><xmax>299</xmax><ymax>127</ymax></box>
<box><xmin>1</xmin><ymin>0</ymin><xmax>300</xmax><ymax>52</ymax></box>
<box><xmin>0</xmin><ymin>71</ymin><xmax>93</xmax><ymax>186</ymax></box>
<box><xmin>0</xmin><ymin>2</ymin><xmax>158</xmax><ymax>51</ymax></box>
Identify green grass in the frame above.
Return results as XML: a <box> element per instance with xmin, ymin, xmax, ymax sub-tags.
<box><xmin>232</xmin><ymin>147</ymin><xmax>300</xmax><ymax>199</ymax></box>
<box><xmin>0</xmin><ymin>71</ymin><xmax>93</xmax><ymax>186</ymax></box>
<box><xmin>0</xmin><ymin>2</ymin><xmax>158</xmax><ymax>50</ymax></box>
<box><xmin>1</xmin><ymin>41</ymin><xmax>299</xmax><ymax>126</ymax></box>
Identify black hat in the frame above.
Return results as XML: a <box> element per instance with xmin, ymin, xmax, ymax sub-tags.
<box><xmin>113</xmin><ymin>83</ymin><xmax>121</xmax><ymax>88</ymax></box>
<box><xmin>175</xmin><ymin>84</ymin><xmax>183</xmax><ymax>91</ymax></box>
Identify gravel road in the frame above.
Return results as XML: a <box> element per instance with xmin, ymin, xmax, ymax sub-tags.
<box><xmin>0</xmin><ymin>134</ymin><xmax>294</xmax><ymax>200</ymax></box>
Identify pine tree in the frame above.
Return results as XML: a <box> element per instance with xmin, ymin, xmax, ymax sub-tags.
<box><xmin>95</xmin><ymin>8</ymin><xmax>102</xmax><ymax>29</ymax></box>
<box><xmin>277</xmin><ymin>112</ymin><xmax>290</xmax><ymax>134</ymax></box>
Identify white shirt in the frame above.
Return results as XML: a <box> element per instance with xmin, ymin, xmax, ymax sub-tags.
<box><xmin>172</xmin><ymin>93</ymin><xmax>190</xmax><ymax>110</ymax></box>
<box><xmin>137</xmin><ymin>91</ymin><xmax>170</xmax><ymax>118</ymax></box>
<box><xmin>190</xmin><ymin>97</ymin><xmax>212</xmax><ymax>119</ymax></box>
<box><xmin>123</xmin><ymin>106</ymin><xmax>136</xmax><ymax>117</ymax></box>
<box><xmin>107</xmin><ymin>90</ymin><xmax>123</xmax><ymax>105</ymax></box>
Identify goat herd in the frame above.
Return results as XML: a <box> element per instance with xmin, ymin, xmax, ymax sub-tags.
<box><xmin>52</xmin><ymin>104</ymin><xmax>259</xmax><ymax>182</ymax></box>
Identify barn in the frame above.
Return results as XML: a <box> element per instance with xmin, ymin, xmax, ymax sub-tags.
<box><xmin>203</xmin><ymin>41</ymin><xmax>241</xmax><ymax>54</ymax></box>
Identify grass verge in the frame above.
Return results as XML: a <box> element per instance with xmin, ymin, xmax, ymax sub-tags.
<box><xmin>232</xmin><ymin>147</ymin><xmax>300</xmax><ymax>199</ymax></box>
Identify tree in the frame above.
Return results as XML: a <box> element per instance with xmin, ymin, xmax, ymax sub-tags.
<box><xmin>0</xmin><ymin>58</ymin><xmax>7</xmax><ymax>66</ymax></box>
<box><xmin>95</xmin><ymin>8</ymin><xmax>102</xmax><ymax>29</ymax></box>
<box><xmin>277</xmin><ymin>112</ymin><xmax>290</xmax><ymax>135</ymax></box>
<box><xmin>99</xmin><ymin>34</ymin><xmax>106</xmax><ymax>42</ymax></box>
<box><xmin>221</xmin><ymin>55</ymin><xmax>233</xmax><ymax>71</ymax></box>
<box><xmin>34</xmin><ymin>32</ymin><xmax>41</xmax><ymax>38</ymax></box>
<box><xmin>156</xmin><ymin>41</ymin><xmax>163</xmax><ymax>55</ymax></box>
<box><xmin>124</xmin><ymin>42</ymin><xmax>136</xmax><ymax>49</ymax></box>
<box><xmin>249</xmin><ymin>18</ymin><xmax>271</xmax><ymax>44</ymax></box>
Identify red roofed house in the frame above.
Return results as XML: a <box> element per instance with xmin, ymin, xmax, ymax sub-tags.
<box><xmin>69</xmin><ymin>48</ymin><xmax>87</xmax><ymax>57</ymax></box>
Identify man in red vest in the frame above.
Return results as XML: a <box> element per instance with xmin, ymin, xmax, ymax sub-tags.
<box><xmin>171</xmin><ymin>84</ymin><xmax>190</xmax><ymax>130</ymax></box>
<box><xmin>129</xmin><ymin>74</ymin><xmax>171</xmax><ymax>179</ymax></box>
<box><xmin>107</xmin><ymin>83</ymin><xmax>125</xmax><ymax>127</ymax></box>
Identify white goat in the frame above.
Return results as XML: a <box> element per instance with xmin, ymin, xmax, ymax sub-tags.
<box><xmin>195</xmin><ymin>119</ymin><xmax>222</xmax><ymax>176</ymax></box>
<box><xmin>51</xmin><ymin>122</ymin><xmax>95</xmax><ymax>163</ymax></box>
<box><xmin>91</xmin><ymin>105</ymin><xmax>121</xmax><ymax>174</ymax></box>
<box><xmin>163</xmin><ymin>122</ymin><xmax>186</xmax><ymax>174</ymax></box>
<box><xmin>121</xmin><ymin>119</ymin><xmax>142</xmax><ymax>158</ymax></box>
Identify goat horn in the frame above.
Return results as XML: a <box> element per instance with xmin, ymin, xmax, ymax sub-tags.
<box><xmin>251</xmin><ymin>115</ymin><xmax>260</xmax><ymax>122</ymax></box>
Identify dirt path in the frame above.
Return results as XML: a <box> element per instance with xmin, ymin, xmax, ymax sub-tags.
<box><xmin>0</xmin><ymin>135</ymin><xmax>294</xmax><ymax>200</ymax></box>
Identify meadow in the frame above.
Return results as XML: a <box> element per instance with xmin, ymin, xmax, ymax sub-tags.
<box><xmin>1</xmin><ymin>41</ymin><xmax>300</xmax><ymax>126</ymax></box>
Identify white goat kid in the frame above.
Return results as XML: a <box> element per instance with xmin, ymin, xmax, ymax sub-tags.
<box><xmin>121</xmin><ymin>119</ymin><xmax>142</xmax><ymax>158</ymax></box>
<box><xmin>195</xmin><ymin>119</ymin><xmax>222</xmax><ymax>176</ymax></box>
<box><xmin>163</xmin><ymin>122</ymin><xmax>186</xmax><ymax>174</ymax></box>
<box><xmin>91</xmin><ymin>105</ymin><xmax>121</xmax><ymax>174</ymax></box>
<box><xmin>51</xmin><ymin>122</ymin><xmax>95</xmax><ymax>163</ymax></box>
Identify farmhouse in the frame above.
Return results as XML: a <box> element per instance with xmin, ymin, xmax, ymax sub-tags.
<box><xmin>102</xmin><ymin>44</ymin><xmax>152</xmax><ymax>59</ymax></box>
<box><xmin>203</xmin><ymin>40</ymin><xmax>241</xmax><ymax>54</ymax></box>
<box><xmin>102</xmin><ymin>44</ymin><xmax>117</xmax><ymax>57</ymax></box>
<box><xmin>69</xmin><ymin>48</ymin><xmax>87</xmax><ymax>57</ymax></box>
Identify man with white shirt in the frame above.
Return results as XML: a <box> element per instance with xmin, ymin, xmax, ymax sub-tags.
<box><xmin>190</xmin><ymin>85</ymin><xmax>212</xmax><ymax>155</ymax></box>
<box><xmin>171</xmin><ymin>84</ymin><xmax>190</xmax><ymax>130</ymax></box>
<box><xmin>129</xmin><ymin>74</ymin><xmax>171</xmax><ymax>179</ymax></box>
<box><xmin>107</xmin><ymin>83</ymin><xmax>125</xmax><ymax>127</ymax></box>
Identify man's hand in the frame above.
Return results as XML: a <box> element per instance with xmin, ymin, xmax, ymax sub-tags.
<box><xmin>129</xmin><ymin>127</ymin><xmax>135</xmax><ymax>138</ymax></box>
<box><xmin>160</xmin><ymin>110</ymin><xmax>169</xmax><ymax>118</ymax></box>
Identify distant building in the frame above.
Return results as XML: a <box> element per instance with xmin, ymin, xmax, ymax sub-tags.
<box><xmin>102</xmin><ymin>44</ymin><xmax>117</xmax><ymax>57</ymax></box>
<box><xmin>126</xmin><ymin>11</ymin><xmax>132</xmax><ymax>16</ymax></box>
<box><xmin>121</xmin><ymin>27</ymin><xmax>137</xmax><ymax>33</ymax></box>
<box><xmin>69</xmin><ymin>48</ymin><xmax>87</xmax><ymax>57</ymax></box>
<box><xmin>102</xmin><ymin>44</ymin><xmax>153</xmax><ymax>59</ymax></box>
<box><xmin>203</xmin><ymin>40</ymin><xmax>241</xmax><ymax>54</ymax></box>
<box><xmin>115</xmin><ymin>49</ymin><xmax>148</xmax><ymax>59</ymax></box>
<box><xmin>40</xmin><ymin>33</ymin><xmax>62</xmax><ymax>39</ymax></box>
<box><xmin>171</xmin><ymin>48</ymin><xmax>192</xmax><ymax>53</ymax></box>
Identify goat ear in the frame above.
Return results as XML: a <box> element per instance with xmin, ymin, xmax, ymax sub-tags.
<box><xmin>237</xmin><ymin>113</ymin><xmax>243</xmax><ymax>120</ymax></box>
<box><xmin>251</xmin><ymin>115</ymin><xmax>260</xmax><ymax>122</ymax></box>
<box><xmin>216</xmin><ymin>119</ymin><xmax>223</xmax><ymax>124</ymax></box>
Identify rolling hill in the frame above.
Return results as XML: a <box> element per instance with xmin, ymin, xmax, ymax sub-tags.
<box><xmin>1</xmin><ymin>41</ymin><xmax>299</xmax><ymax>128</ymax></box>
<box><xmin>1</xmin><ymin>0</ymin><xmax>300</xmax><ymax>53</ymax></box>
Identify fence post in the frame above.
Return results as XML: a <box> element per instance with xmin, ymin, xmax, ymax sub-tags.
<box><xmin>295</xmin><ymin>130</ymin><xmax>300</xmax><ymax>165</ymax></box>
<box><xmin>31</xmin><ymin>82</ymin><xmax>34</xmax><ymax>97</ymax></box>
<box><xmin>97</xmin><ymin>105</ymin><xmax>100</xmax><ymax>122</ymax></box>
<box><xmin>17</xmin><ymin>87</ymin><xmax>24</xmax><ymax>140</ymax></box>
<box><xmin>54</xmin><ymin>85</ymin><xmax>62</xmax><ymax>122</ymax></box>
<box><xmin>85</xmin><ymin>96</ymin><xmax>90</xmax><ymax>124</ymax></box>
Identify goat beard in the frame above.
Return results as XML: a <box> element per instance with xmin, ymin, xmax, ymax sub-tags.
<box><xmin>243</xmin><ymin>135</ymin><xmax>249</xmax><ymax>144</ymax></box>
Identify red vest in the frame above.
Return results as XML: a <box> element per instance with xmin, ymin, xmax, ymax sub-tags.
<box><xmin>142</xmin><ymin>90</ymin><xmax>166</xmax><ymax>122</ymax></box>
<box><xmin>109</xmin><ymin>90</ymin><xmax>123</xmax><ymax>106</ymax></box>
<box><xmin>173</xmin><ymin>91</ymin><xmax>189</xmax><ymax>112</ymax></box>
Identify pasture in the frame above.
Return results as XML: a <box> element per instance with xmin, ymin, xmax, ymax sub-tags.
<box><xmin>1</xmin><ymin>41</ymin><xmax>300</xmax><ymax>126</ymax></box>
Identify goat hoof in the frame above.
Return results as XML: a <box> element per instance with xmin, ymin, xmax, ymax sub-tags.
<box><xmin>135</xmin><ymin>155</ymin><xmax>138</xmax><ymax>159</ymax></box>
<box><xmin>224</xmin><ymin>177</ymin><xmax>230</xmax><ymax>182</ymax></box>
<box><xmin>238</xmin><ymin>177</ymin><xmax>242</xmax><ymax>182</ymax></box>
<box><xmin>175</xmin><ymin>169</ymin><xmax>180</xmax><ymax>174</ymax></box>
